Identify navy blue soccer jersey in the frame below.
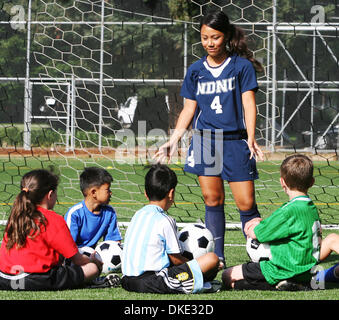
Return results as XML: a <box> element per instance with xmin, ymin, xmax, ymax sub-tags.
<box><xmin>180</xmin><ymin>54</ymin><xmax>258</xmax><ymax>132</ymax></box>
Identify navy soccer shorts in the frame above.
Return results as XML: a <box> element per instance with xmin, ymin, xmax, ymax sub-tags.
<box><xmin>184</xmin><ymin>130</ymin><xmax>258</xmax><ymax>182</ymax></box>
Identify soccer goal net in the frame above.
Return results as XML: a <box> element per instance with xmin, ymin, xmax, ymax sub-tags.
<box><xmin>0</xmin><ymin>0</ymin><xmax>339</xmax><ymax>231</ymax></box>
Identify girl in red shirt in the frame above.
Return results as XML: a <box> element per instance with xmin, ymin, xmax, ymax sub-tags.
<box><xmin>0</xmin><ymin>169</ymin><xmax>102</xmax><ymax>290</ymax></box>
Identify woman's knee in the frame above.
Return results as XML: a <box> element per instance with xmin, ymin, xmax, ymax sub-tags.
<box><xmin>203</xmin><ymin>193</ymin><xmax>224</xmax><ymax>206</ymax></box>
<box><xmin>236</xmin><ymin>198</ymin><xmax>256</xmax><ymax>211</ymax></box>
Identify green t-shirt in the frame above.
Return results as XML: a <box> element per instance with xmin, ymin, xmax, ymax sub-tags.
<box><xmin>254</xmin><ymin>196</ymin><xmax>321</xmax><ymax>285</ymax></box>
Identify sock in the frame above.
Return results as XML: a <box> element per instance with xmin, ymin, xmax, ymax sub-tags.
<box><xmin>205</xmin><ymin>204</ymin><xmax>225</xmax><ymax>260</ymax></box>
<box><xmin>316</xmin><ymin>263</ymin><xmax>339</xmax><ymax>283</ymax></box>
<box><xmin>238</xmin><ymin>204</ymin><xmax>261</xmax><ymax>238</ymax></box>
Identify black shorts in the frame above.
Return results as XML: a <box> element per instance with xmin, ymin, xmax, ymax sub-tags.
<box><xmin>121</xmin><ymin>261</ymin><xmax>203</xmax><ymax>294</ymax></box>
<box><xmin>0</xmin><ymin>264</ymin><xmax>85</xmax><ymax>291</ymax></box>
<box><xmin>242</xmin><ymin>262</ymin><xmax>267</xmax><ymax>284</ymax></box>
<box><xmin>240</xmin><ymin>262</ymin><xmax>312</xmax><ymax>290</ymax></box>
<box><xmin>235</xmin><ymin>261</ymin><xmax>275</xmax><ymax>290</ymax></box>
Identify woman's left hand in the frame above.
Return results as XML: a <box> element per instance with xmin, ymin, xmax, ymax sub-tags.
<box><xmin>248</xmin><ymin>138</ymin><xmax>264</xmax><ymax>161</ymax></box>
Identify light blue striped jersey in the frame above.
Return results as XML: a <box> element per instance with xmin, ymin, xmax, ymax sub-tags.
<box><xmin>122</xmin><ymin>204</ymin><xmax>181</xmax><ymax>277</ymax></box>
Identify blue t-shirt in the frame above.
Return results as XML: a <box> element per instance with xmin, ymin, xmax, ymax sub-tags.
<box><xmin>64</xmin><ymin>200</ymin><xmax>122</xmax><ymax>248</ymax></box>
<box><xmin>180</xmin><ymin>54</ymin><xmax>258</xmax><ymax>132</ymax></box>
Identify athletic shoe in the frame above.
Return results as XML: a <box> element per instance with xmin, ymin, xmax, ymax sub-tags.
<box><xmin>275</xmin><ymin>280</ymin><xmax>311</xmax><ymax>291</ymax></box>
<box><xmin>88</xmin><ymin>273</ymin><xmax>121</xmax><ymax>289</ymax></box>
<box><xmin>201</xmin><ymin>280</ymin><xmax>222</xmax><ymax>293</ymax></box>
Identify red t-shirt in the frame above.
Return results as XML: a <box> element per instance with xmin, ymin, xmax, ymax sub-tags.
<box><xmin>0</xmin><ymin>206</ymin><xmax>78</xmax><ymax>274</ymax></box>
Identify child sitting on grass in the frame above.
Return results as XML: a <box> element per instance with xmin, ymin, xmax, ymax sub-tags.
<box><xmin>0</xmin><ymin>169</ymin><xmax>102</xmax><ymax>290</ymax></box>
<box><xmin>64</xmin><ymin>167</ymin><xmax>122</xmax><ymax>248</ymax></box>
<box><xmin>222</xmin><ymin>154</ymin><xmax>322</xmax><ymax>291</ymax></box>
<box><xmin>121</xmin><ymin>164</ymin><xmax>220</xmax><ymax>294</ymax></box>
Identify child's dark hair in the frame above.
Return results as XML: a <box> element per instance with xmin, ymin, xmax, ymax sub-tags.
<box><xmin>280</xmin><ymin>154</ymin><xmax>314</xmax><ymax>193</ymax></box>
<box><xmin>80</xmin><ymin>167</ymin><xmax>113</xmax><ymax>196</ymax></box>
<box><xmin>145</xmin><ymin>164</ymin><xmax>178</xmax><ymax>201</ymax></box>
<box><xmin>200</xmin><ymin>11</ymin><xmax>264</xmax><ymax>73</ymax></box>
<box><xmin>5</xmin><ymin>169</ymin><xmax>59</xmax><ymax>250</ymax></box>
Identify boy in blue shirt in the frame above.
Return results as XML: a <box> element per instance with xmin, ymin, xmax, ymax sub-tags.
<box><xmin>65</xmin><ymin>167</ymin><xmax>122</xmax><ymax>248</ymax></box>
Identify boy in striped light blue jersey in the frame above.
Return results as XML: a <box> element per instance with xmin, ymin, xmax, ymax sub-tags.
<box><xmin>121</xmin><ymin>164</ymin><xmax>220</xmax><ymax>294</ymax></box>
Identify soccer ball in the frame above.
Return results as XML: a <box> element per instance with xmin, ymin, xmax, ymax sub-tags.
<box><xmin>79</xmin><ymin>246</ymin><xmax>95</xmax><ymax>257</ymax></box>
<box><xmin>246</xmin><ymin>237</ymin><xmax>272</xmax><ymax>262</ymax></box>
<box><xmin>95</xmin><ymin>240</ymin><xmax>123</xmax><ymax>273</ymax></box>
<box><xmin>177</xmin><ymin>224</ymin><xmax>215</xmax><ymax>260</ymax></box>
<box><xmin>79</xmin><ymin>246</ymin><xmax>102</xmax><ymax>261</ymax></box>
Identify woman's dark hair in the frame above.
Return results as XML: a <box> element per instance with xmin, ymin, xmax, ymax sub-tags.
<box><xmin>5</xmin><ymin>169</ymin><xmax>59</xmax><ymax>250</ymax></box>
<box><xmin>200</xmin><ymin>11</ymin><xmax>264</xmax><ymax>72</ymax></box>
<box><xmin>145</xmin><ymin>164</ymin><xmax>178</xmax><ymax>201</ymax></box>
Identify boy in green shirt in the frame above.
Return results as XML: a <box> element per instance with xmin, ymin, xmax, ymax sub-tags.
<box><xmin>222</xmin><ymin>154</ymin><xmax>321</xmax><ymax>290</ymax></box>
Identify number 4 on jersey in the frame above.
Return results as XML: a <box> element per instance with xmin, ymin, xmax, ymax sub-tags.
<box><xmin>210</xmin><ymin>96</ymin><xmax>223</xmax><ymax>114</ymax></box>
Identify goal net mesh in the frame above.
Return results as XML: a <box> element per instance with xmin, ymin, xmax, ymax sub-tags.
<box><xmin>0</xmin><ymin>0</ymin><xmax>339</xmax><ymax>231</ymax></box>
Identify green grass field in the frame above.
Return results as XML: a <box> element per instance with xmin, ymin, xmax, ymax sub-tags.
<box><xmin>0</xmin><ymin>229</ymin><xmax>338</xmax><ymax>301</ymax></box>
<box><xmin>0</xmin><ymin>156</ymin><xmax>339</xmax><ymax>301</ymax></box>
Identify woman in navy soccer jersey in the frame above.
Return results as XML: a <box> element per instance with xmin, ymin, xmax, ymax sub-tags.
<box><xmin>155</xmin><ymin>11</ymin><xmax>264</xmax><ymax>267</ymax></box>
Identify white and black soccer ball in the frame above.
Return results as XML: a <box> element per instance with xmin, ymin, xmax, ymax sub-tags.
<box><xmin>177</xmin><ymin>224</ymin><xmax>215</xmax><ymax>260</ymax></box>
<box><xmin>79</xmin><ymin>246</ymin><xmax>102</xmax><ymax>261</ymax></box>
<box><xmin>246</xmin><ymin>237</ymin><xmax>272</xmax><ymax>262</ymax></box>
<box><xmin>79</xmin><ymin>246</ymin><xmax>95</xmax><ymax>257</ymax></box>
<box><xmin>95</xmin><ymin>240</ymin><xmax>123</xmax><ymax>273</ymax></box>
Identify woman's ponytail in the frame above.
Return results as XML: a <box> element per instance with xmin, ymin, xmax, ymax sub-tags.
<box><xmin>228</xmin><ymin>24</ymin><xmax>264</xmax><ymax>73</ymax></box>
